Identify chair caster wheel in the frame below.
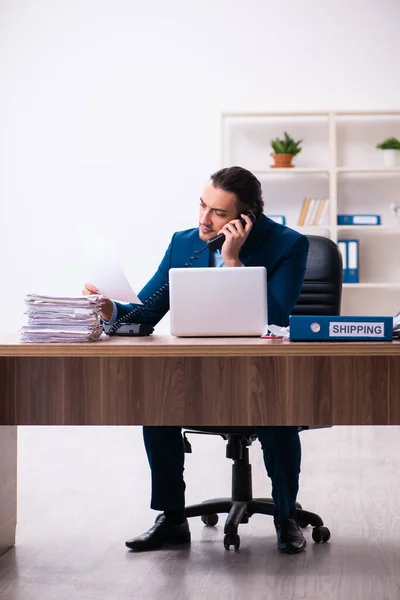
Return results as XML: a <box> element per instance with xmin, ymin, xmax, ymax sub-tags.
<box><xmin>201</xmin><ymin>513</ymin><xmax>219</xmax><ymax>527</ymax></box>
<box><xmin>295</xmin><ymin>502</ymin><xmax>303</xmax><ymax>510</ymax></box>
<box><xmin>224</xmin><ymin>533</ymin><xmax>240</xmax><ymax>551</ymax></box>
<box><xmin>312</xmin><ymin>526</ymin><xmax>331</xmax><ymax>543</ymax></box>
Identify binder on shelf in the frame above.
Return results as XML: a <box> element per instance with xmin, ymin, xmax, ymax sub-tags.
<box><xmin>313</xmin><ymin>199</ymin><xmax>328</xmax><ymax>225</ymax></box>
<box><xmin>305</xmin><ymin>198</ymin><xmax>318</xmax><ymax>226</ymax></box>
<box><xmin>338</xmin><ymin>240</ymin><xmax>348</xmax><ymax>283</ymax></box>
<box><xmin>298</xmin><ymin>198</ymin><xmax>311</xmax><ymax>226</ymax></box>
<box><xmin>298</xmin><ymin>198</ymin><xmax>329</xmax><ymax>226</ymax></box>
<box><xmin>289</xmin><ymin>315</ymin><xmax>393</xmax><ymax>342</ymax></box>
<box><xmin>347</xmin><ymin>239</ymin><xmax>359</xmax><ymax>283</ymax></box>
<box><xmin>267</xmin><ymin>215</ymin><xmax>286</xmax><ymax>225</ymax></box>
<box><xmin>337</xmin><ymin>214</ymin><xmax>381</xmax><ymax>226</ymax></box>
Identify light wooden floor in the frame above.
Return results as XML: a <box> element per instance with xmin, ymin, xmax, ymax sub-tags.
<box><xmin>1</xmin><ymin>426</ymin><xmax>400</xmax><ymax>600</ymax></box>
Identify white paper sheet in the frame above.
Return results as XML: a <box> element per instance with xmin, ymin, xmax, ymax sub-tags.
<box><xmin>76</xmin><ymin>226</ymin><xmax>142</xmax><ymax>304</ymax></box>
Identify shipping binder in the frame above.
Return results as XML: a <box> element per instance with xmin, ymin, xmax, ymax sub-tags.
<box><xmin>289</xmin><ymin>315</ymin><xmax>393</xmax><ymax>342</ymax></box>
<box><xmin>337</xmin><ymin>214</ymin><xmax>381</xmax><ymax>226</ymax></box>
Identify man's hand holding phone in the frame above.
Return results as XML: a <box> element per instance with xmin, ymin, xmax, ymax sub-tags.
<box><xmin>82</xmin><ymin>283</ymin><xmax>114</xmax><ymax>321</ymax></box>
<box><xmin>219</xmin><ymin>213</ymin><xmax>254</xmax><ymax>267</ymax></box>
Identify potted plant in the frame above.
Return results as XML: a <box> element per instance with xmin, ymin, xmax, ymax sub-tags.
<box><xmin>270</xmin><ymin>131</ymin><xmax>303</xmax><ymax>168</ymax></box>
<box><xmin>376</xmin><ymin>137</ymin><xmax>400</xmax><ymax>167</ymax></box>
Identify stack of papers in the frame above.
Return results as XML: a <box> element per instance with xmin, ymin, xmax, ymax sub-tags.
<box><xmin>20</xmin><ymin>294</ymin><xmax>104</xmax><ymax>343</ymax></box>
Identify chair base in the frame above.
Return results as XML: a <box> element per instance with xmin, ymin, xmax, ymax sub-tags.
<box><xmin>178</xmin><ymin>433</ymin><xmax>331</xmax><ymax>550</ymax></box>
<box><xmin>185</xmin><ymin>497</ymin><xmax>323</xmax><ymax>532</ymax></box>
<box><xmin>180</xmin><ymin>498</ymin><xmax>330</xmax><ymax>550</ymax></box>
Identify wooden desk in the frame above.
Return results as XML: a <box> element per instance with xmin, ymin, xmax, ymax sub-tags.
<box><xmin>2</xmin><ymin>334</ymin><xmax>400</xmax><ymax>427</ymax></box>
<box><xmin>1</xmin><ymin>334</ymin><xmax>400</xmax><ymax>554</ymax></box>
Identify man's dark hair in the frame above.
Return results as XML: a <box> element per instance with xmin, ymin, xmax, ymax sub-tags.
<box><xmin>210</xmin><ymin>166</ymin><xmax>264</xmax><ymax>218</ymax></box>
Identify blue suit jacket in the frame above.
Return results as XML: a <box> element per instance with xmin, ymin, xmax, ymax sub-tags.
<box><xmin>114</xmin><ymin>215</ymin><xmax>309</xmax><ymax>328</ymax></box>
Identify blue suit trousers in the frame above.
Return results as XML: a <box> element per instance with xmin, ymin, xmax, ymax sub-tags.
<box><xmin>143</xmin><ymin>426</ymin><xmax>301</xmax><ymax>519</ymax></box>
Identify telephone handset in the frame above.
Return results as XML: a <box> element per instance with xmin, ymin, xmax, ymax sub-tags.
<box><xmin>206</xmin><ymin>211</ymin><xmax>256</xmax><ymax>251</ymax></box>
<box><xmin>103</xmin><ymin>211</ymin><xmax>256</xmax><ymax>336</ymax></box>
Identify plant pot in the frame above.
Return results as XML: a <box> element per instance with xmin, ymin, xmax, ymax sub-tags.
<box><xmin>382</xmin><ymin>149</ymin><xmax>400</xmax><ymax>168</ymax></box>
<box><xmin>271</xmin><ymin>153</ymin><xmax>294</xmax><ymax>168</ymax></box>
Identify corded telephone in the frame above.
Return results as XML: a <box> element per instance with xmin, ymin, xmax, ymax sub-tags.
<box><xmin>103</xmin><ymin>211</ymin><xmax>256</xmax><ymax>336</ymax></box>
<box><xmin>206</xmin><ymin>211</ymin><xmax>256</xmax><ymax>251</ymax></box>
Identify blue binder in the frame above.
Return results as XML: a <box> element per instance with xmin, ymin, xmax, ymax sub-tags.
<box><xmin>346</xmin><ymin>239</ymin><xmax>359</xmax><ymax>283</ymax></box>
<box><xmin>267</xmin><ymin>215</ymin><xmax>286</xmax><ymax>225</ymax></box>
<box><xmin>338</xmin><ymin>240</ymin><xmax>348</xmax><ymax>283</ymax></box>
<box><xmin>338</xmin><ymin>239</ymin><xmax>358</xmax><ymax>283</ymax></box>
<box><xmin>337</xmin><ymin>214</ymin><xmax>381</xmax><ymax>226</ymax></box>
<box><xmin>289</xmin><ymin>315</ymin><xmax>393</xmax><ymax>342</ymax></box>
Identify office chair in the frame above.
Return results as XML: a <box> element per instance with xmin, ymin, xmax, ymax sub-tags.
<box><xmin>180</xmin><ymin>235</ymin><xmax>343</xmax><ymax>550</ymax></box>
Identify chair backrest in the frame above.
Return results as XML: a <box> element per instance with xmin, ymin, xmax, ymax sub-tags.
<box><xmin>291</xmin><ymin>235</ymin><xmax>342</xmax><ymax>317</ymax></box>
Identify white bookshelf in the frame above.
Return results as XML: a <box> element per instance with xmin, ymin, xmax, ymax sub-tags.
<box><xmin>221</xmin><ymin>111</ymin><xmax>400</xmax><ymax>316</ymax></box>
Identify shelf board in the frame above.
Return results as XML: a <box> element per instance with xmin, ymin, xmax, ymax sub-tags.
<box><xmin>223</xmin><ymin>111</ymin><xmax>400</xmax><ymax>118</ymax></box>
<box><xmin>337</xmin><ymin>167</ymin><xmax>400</xmax><ymax>173</ymax></box>
<box><xmin>343</xmin><ymin>283</ymin><xmax>400</xmax><ymax>289</ymax></box>
<box><xmin>254</xmin><ymin>168</ymin><xmax>329</xmax><ymax>175</ymax></box>
<box><xmin>337</xmin><ymin>225</ymin><xmax>400</xmax><ymax>233</ymax></box>
<box><xmin>335</xmin><ymin>111</ymin><xmax>400</xmax><ymax>117</ymax></box>
<box><xmin>295</xmin><ymin>226</ymin><xmax>330</xmax><ymax>232</ymax></box>
<box><xmin>222</xmin><ymin>112</ymin><xmax>329</xmax><ymax>118</ymax></box>
<box><xmin>251</xmin><ymin>167</ymin><xmax>400</xmax><ymax>175</ymax></box>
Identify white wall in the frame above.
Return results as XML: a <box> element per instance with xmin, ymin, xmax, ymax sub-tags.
<box><xmin>1</xmin><ymin>0</ymin><xmax>400</xmax><ymax>333</ymax></box>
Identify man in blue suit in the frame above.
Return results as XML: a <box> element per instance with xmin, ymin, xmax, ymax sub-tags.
<box><xmin>84</xmin><ymin>166</ymin><xmax>309</xmax><ymax>554</ymax></box>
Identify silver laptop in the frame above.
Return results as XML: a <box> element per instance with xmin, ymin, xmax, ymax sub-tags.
<box><xmin>169</xmin><ymin>267</ymin><xmax>267</xmax><ymax>337</ymax></box>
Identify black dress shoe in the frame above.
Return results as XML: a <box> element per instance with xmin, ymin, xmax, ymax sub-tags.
<box><xmin>125</xmin><ymin>515</ymin><xmax>191</xmax><ymax>552</ymax></box>
<box><xmin>274</xmin><ymin>514</ymin><xmax>306</xmax><ymax>554</ymax></box>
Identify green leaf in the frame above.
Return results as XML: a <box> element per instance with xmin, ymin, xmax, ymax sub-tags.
<box><xmin>272</xmin><ymin>140</ymin><xmax>285</xmax><ymax>153</ymax></box>
<box><xmin>271</xmin><ymin>132</ymin><xmax>303</xmax><ymax>154</ymax></box>
<box><xmin>376</xmin><ymin>137</ymin><xmax>400</xmax><ymax>150</ymax></box>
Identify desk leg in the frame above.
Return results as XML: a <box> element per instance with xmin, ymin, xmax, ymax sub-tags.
<box><xmin>0</xmin><ymin>426</ymin><xmax>17</xmax><ymax>556</ymax></box>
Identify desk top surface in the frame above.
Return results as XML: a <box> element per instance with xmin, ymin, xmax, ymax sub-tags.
<box><xmin>0</xmin><ymin>334</ymin><xmax>399</xmax><ymax>357</ymax></box>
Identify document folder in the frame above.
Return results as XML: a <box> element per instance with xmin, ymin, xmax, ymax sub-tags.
<box><xmin>338</xmin><ymin>240</ymin><xmax>348</xmax><ymax>283</ymax></box>
<box><xmin>346</xmin><ymin>239</ymin><xmax>359</xmax><ymax>283</ymax></box>
<box><xmin>337</xmin><ymin>214</ymin><xmax>381</xmax><ymax>226</ymax></box>
<box><xmin>289</xmin><ymin>315</ymin><xmax>393</xmax><ymax>342</ymax></box>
